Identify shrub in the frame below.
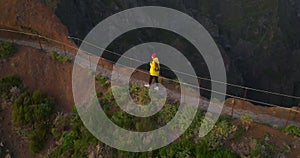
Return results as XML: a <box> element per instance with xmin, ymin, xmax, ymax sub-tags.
<box><xmin>50</xmin><ymin>51</ymin><xmax>70</xmax><ymax>63</ymax></box>
<box><xmin>157</xmin><ymin>105</ymin><xmax>177</xmax><ymax>125</ymax></box>
<box><xmin>100</xmin><ymin>98</ymin><xmax>112</xmax><ymax>114</ymax></box>
<box><xmin>48</xmin><ymin>109</ymin><xmax>100</xmax><ymax>158</ymax></box>
<box><xmin>29</xmin><ymin>122</ymin><xmax>48</xmax><ymax>153</ymax></box>
<box><xmin>0</xmin><ymin>41</ymin><xmax>15</xmax><ymax>59</ymax></box>
<box><xmin>250</xmin><ymin>139</ymin><xmax>263</xmax><ymax>157</ymax></box>
<box><xmin>182</xmin><ymin>109</ymin><xmax>203</xmax><ymax>139</ymax></box>
<box><xmin>158</xmin><ymin>139</ymin><xmax>239</xmax><ymax>158</ymax></box>
<box><xmin>61</xmin><ymin>131</ymin><xmax>75</xmax><ymax>151</ymax></box>
<box><xmin>202</xmin><ymin>119</ymin><xmax>235</xmax><ymax>150</ymax></box>
<box><xmin>154</xmin><ymin>139</ymin><xmax>238</xmax><ymax>158</ymax></box>
<box><xmin>0</xmin><ymin>75</ymin><xmax>21</xmax><ymax>91</ymax></box>
<box><xmin>50</xmin><ymin>51</ymin><xmax>57</xmax><ymax>59</ymax></box>
<box><xmin>51</xmin><ymin>113</ymin><xmax>71</xmax><ymax>140</ymax></box>
<box><xmin>211</xmin><ymin>150</ymin><xmax>238</xmax><ymax>158</ymax></box>
<box><xmin>12</xmin><ymin>90</ymin><xmax>54</xmax><ymax>153</ymax></box>
<box><xmin>104</xmin><ymin>90</ymin><xmax>114</xmax><ymax>102</ymax></box>
<box><xmin>135</xmin><ymin>117</ymin><xmax>158</xmax><ymax>132</ymax></box>
<box><xmin>96</xmin><ymin>92</ymin><xmax>103</xmax><ymax>97</ymax></box>
<box><xmin>239</xmin><ymin>114</ymin><xmax>253</xmax><ymax>131</ymax></box>
<box><xmin>138</xmin><ymin>87</ymin><xmax>150</xmax><ymax>105</ymax></box>
<box><xmin>232</xmin><ymin>127</ymin><xmax>245</xmax><ymax>141</ymax></box>
<box><xmin>158</xmin><ymin>139</ymin><xmax>194</xmax><ymax>158</ymax></box>
<box><xmin>283</xmin><ymin>125</ymin><xmax>300</xmax><ymax>137</ymax></box>
<box><xmin>130</xmin><ymin>83</ymin><xmax>142</xmax><ymax>99</ymax></box>
<box><xmin>95</xmin><ymin>74</ymin><xmax>108</xmax><ymax>89</ymax></box>
<box><xmin>265</xmin><ymin>142</ymin><xmax>276</xmax><ymax>152</ymax></box>
<box><xmin>0</xmin><ymin>75</ymin><xmax>21</xmax><ymax>102</ymax></box>
<box><xmin>111</xmin><ymin>111</ymin><xmax>134</xmax><ymax>129</ymax></box>
<box><xmin>195</xmin><ymin>142</ymin><xmax>211</xmax><ymax>157</ymax></box>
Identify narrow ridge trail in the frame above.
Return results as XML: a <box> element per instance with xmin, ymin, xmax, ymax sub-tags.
<box><xmin>0</xmin><ymin>37</ymin><xmax>299</xmax><ymax>128</ymax></box>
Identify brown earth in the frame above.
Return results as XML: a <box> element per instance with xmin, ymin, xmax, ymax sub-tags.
<box><xmin>235</xmin><ymin>123</ymin><xmax>300</xmax><ymax>157</ymax></box>
<box><xmin>0</xmin><ymin>45</ymin><xmax>74</xmax><ymax>112</ymax></box>
<box><xmin>0</xmin><ymin>0</ymin><xmax>75</xmax><ymax>49</ymax></box>
<box><xmin>0</xmin><ymin>1</ymin><xmax>75</xmax><ymax>156</ymax></box>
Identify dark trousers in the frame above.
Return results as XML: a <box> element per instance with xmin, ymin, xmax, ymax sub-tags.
<box><xmin>149</xmin><ymin>75</ymin><xmax>158</xmax><ymax>85</ymax></box>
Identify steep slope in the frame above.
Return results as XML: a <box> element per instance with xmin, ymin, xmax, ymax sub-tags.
<box><xmin>0</xmin><ymin>44</ymin><xmax>299</xmax><ymax>157</ymax></box>
<box><xmin>0</xmin><ymin>0</ymin><xmax>74</xmax><ymax>48</ymax></box>
<box><xmin>0</xmin><ymin>45</ymin><xmax>74</xmax><ymax>112</ymax></box>
<box><xmin>53</xmin><ymin>0</ymin><xmax>300</xmax><ymax>107</ymax></box>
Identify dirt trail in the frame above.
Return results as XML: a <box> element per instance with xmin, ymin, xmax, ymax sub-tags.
<box><xmin>0</xmin><ymin>38</ymin><xmax>299</xmax><ymax>128</ymax></box>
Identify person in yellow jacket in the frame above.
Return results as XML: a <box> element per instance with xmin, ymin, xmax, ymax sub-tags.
<box><xmin>144</xmin><ymin>53</ymin><xmax>160</xmax><ymax>90</ymax></box>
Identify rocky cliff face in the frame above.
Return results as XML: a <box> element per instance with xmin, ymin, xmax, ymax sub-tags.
<box><xmin>53</xmin><ymin>0</ymin><xmax>300</xmax><ymax>106</ymax></box>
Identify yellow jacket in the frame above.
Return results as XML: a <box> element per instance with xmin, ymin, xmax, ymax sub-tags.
<box><xmin>149</xmin><ymin>57</ymin><xmax>160</xmax><ymax>76</ymax></box>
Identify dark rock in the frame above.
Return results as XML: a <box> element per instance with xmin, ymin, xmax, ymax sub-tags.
<box><xmin>54</xmin><ymin>0</ymin><xmax>300</xmax><ymax>107</ymax></box>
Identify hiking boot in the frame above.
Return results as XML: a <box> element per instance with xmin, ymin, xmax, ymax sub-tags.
<box><xmin>154</xmin><ymin>86</ymin><xmax>159</xmax><ymax>90</ymax></box>
<box><xmin>144</xmin><ymin>84</ymin><xmax>150</xmax><ymax>88</ymax></box>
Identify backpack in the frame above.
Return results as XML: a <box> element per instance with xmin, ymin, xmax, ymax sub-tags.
<box><xmin>154</xmin><ymin>62</ymin><xmax>160</xmax><ymax>71</ymax></box>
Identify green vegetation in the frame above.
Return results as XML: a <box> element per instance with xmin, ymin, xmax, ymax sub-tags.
<box><xmin>109</xmin><ymin>84</ymin><xmax>239</xmax><ymax>157</ymax></box>
<box><xmin>0</xmin><ymin>75</ymin><xmax>21</xmax><ymax>102</ymax></box>
<box><xmin>157</xmin><ymin>115</ymin><xmax>238</xmax><ymax>157</ymax></box>
<box><xmin>239</xmin><ymin>114</ymin><xmax>253</xmax><ymax>131</ymax></box>
<box><xmin>250</xmin><ymin>139</ymin><xmax>263</xmax><ymax>157</ymax></box>
<box><xmin>0</xmin><ymin>41</ymin><xmax>16</xmax><ymax>59</ymax></box>
<box><xmin>138</xmin><ymin>87</ymin><xmax>150</xmax><ymax>105</ymax></box>
<box><xmin>2</xmin><ymin>76</ymin><xmax>295</xmax><ymax>157</ymax></box>
<box><xmin>116</xmin><ymin>136</ymin><xmax>238</xmax><ymax>158</ymax></box>
<box><xmin>282</xmin><ymin>125</ymin><xmax>300</xmax><ymax>137</ymax></box>
<box><xmin>95</xmin><ymin>74</ymin><xmax>109</xmax><ymax>89</ymax></box>
<box><xmin>48</xmin><ymin>108</ymin><xmax>101</xmax><ymax>157</ymax></box>
<box><xmin>111</xmin><ymin>111</ymin><xmax>134</xmax><ymax>129</ymax></box>
<box><xmin>250</xmin><ymin>138</ymin><xmax>280</xmax><ymax>157</ymax></box>
<box><xmin>12</xmin><ymin>90</ymin><xmax>54</xmax><ymax>153</ymax></box>
<box><xmin>51</xmin><ymin>113</ymin><xmax>70</xmax><ymax>140</ymax></box>
<box><xmin>0</xmin><ymin>76</ymin><xmax>57</xmax><ymax>153</ymax></box>
<box><xmin>47</xmin><ymin>84</ymin><xmax>242</xmax><ymax>157</ymax></box>
<box><xmin>203</xmin><ymin>119</ymin><xmax>236</xmax><ymax>150</ymax></box>
<box><xmin>50</xmin><ymin>51</ymin><xmax>71</xmax><ymax>63</ymax></box>
<box><xmin>232</xmin><ymin>127</ymin><xmax>245</xmax><ymax>141</ymax></box>
<box><xmin>96</xmin><ymin>91</ymin><xmax>103</xmax><ymax>97</ymax></box>
<box><xmin>130</xmin><ymin>83</ymin><xmax>142</xmax><ymax>99</ymax></box>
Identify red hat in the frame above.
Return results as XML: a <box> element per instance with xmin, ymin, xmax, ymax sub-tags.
<box><xmin>152</xmin><ymin>53</ymin><xmax>156</xmax><ymax>58</ymax></box>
